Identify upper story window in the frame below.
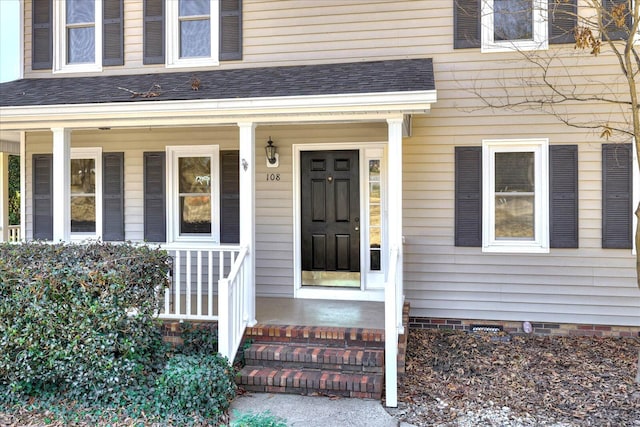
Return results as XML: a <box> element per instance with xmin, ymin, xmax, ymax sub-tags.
<box><xmin>481</xmin><ymin>0</ymin><xmax>548</xmax><ymax>52</ymax></box>
<box><xmin>454</xmin><ymin>0</ymin><xmax>576</xmax><ymax>50</ymax></box>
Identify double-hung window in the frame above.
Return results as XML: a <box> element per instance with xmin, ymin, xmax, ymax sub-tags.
<box><xmin>54</xmin><ymin>0</ymin><xmax>103</xmax><ymax>73</ymax></box>
<box><xmin>70</xmin><ymin>147</ymin><xmax>103</xmax><ymax>239</ymax></box>
<box><xmin>167</xmin><ymin>146</ymin><xmax>220</xmax><ymax>243</ymax></box>
<box><xmin>481</xmin><ymin>0</ymin><xmax>548</xmax><ymax>52</ymax></box>
<box><xmin>482</xmin><ymin>139</ymin><xmax>549</xmax><ymax>252</ymax></box>
<box><xmin>166</xmin><ymin>0</ymin><xmax>219</xmax><ymax>67</ymax></box>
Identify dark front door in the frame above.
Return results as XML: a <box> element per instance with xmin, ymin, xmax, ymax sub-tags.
<box><xmin>301</xmin><ymin>150</ymin><xmax>360</xmax><ymax>281</ymax></box>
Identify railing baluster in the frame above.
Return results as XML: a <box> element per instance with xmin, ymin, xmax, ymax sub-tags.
<box><xmin>197</xmin><ymin>250</ymin><xmax>202</xmax><ymax>317</ymax></box>
<box><xmin>175</xmin><ymin>251</ymin><xmax>181</xmax><ymax>316</ymax></box>
<box><xmin>208</xmin><ymin>250</ymin><xmax>213</xmax><ymax>317</ymax></box>
<box><xmin>219</xmin><ymin>251</ymin><xmax>224</xmax><ymax>281</ymax></box>
<box><xmin>186</xmin><ymin>250</ymin><xmax>192</xmax><ymax>317</ymax></box>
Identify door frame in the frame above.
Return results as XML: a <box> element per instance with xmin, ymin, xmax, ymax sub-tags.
<box><xmin>293</xmin><ymin>142</ymin><xmax>387</xmax><ymax>302</ymax></box>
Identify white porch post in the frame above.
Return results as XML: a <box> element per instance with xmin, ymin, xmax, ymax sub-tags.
<box><xmin>238</xmin><ymin>122</ymin><xmax>257</xmax><ymax>326</ymax></box>
<box><xmin>385</xmin><ymin>116</ymin><xmax>404</xmax><ymax>408</ymax></box>
<box><xmin>20</xmin><ymin>132</ymin><xmax>26</xmax><ymax>241</ymax></box>
<box><xmin>52</xmin><ymin>128</ymin><xmax>71</xmax><ymax>242</ymax></box>
<box><xmin>0</xmin><ymin>152</ymin><xmax>9</xmax><ymax>242</ymax></box>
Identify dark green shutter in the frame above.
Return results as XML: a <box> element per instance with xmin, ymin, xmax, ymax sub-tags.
<box><xmin>549</xmin><ymin>0</ymin><xmax>577</xmax><ymax>44</ymax></box>
<box><xmin>144</xmin><ymin>152</ymin><xmax>166</xmax><ymax>242</ymax></box>
<box><xmin>550</xmin><ymin>145</ymin><xmax>578</xmax><ymax>248</ymax></box>
<box><xmin>603</xmin><ymin>0</ymin><xmax>633</xmax><ymax>41</ymax></box>
<box><xmin>220</xmin><ymin>150</ymin><xmax>240</xmax><ymax>243</ymax></box>
<box><xmin>602</xmin><ymin>143</ymin><xmax>632</xmax><ymax>249</ymax></box>
<box><xmin>220</xmin><ymin>0</ymin><xmax>242</xmax><ymax>60</ymax></box>
<box><xmin>32</xmin><ymin>0</ymin><xmax>52</xmax><ymax>70</ymax></box>
<box><xmin>455</xmin><ymin>147</ymin><xmax>482</xmax><ymax>247</ymax></box>
<box><xmin>454</xmin><ymin>0</ymin><xmax>480</xmax><ymax>49</ymax></box>
<box><xmin>32</xmin><ymin>154</ymin><xmax>53</xmax><ymax>240</ymax></box>
<box><xmin>143</xmin><ymin>0</ymin><xmax>165</xmax><ymax>64</ymax></box>
<box><xmin>103</xmin><ymin>0</ymin><xmax>124</xmax><ymax>66</ymax></box>
<box><xmin>103</xmin><ymin>152</ymin><xmax>125</xmax><ymax>241</ymax></box>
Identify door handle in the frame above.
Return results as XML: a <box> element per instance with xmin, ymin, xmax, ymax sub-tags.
<box><xmin>355</xmin><ymin>226</ymin><xmax>359</xmax><ymax>231</ymax></box>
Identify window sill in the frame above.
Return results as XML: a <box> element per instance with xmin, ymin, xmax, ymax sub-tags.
<box><xmin>481</xmin><ymin>40</ymin><xmax>548</xmax><ymax>53</ymax></box>
<box><xmin>166</xmin><ymin>58</ymin><xmax>220</xmax><ymax>69</ymax></box>
<box><xmin>53</xmin><ymin>63</ymin><xmax>103</xmax><ymax>74</ymax></box>
<box><xmin>482</xmin><ymin>244</ymin><xmax>549</xmax><ymax>254</ymax></box>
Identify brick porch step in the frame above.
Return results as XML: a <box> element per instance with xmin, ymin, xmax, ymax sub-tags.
<box><xmin>244</xmin><ymin>343</ymin><xmax>384</xmax><ymax>373</ymax></box>
<box><xmin>237</xmin><ymin>324</ymin><xmax>386</xmax><ymax>400</ymax></box>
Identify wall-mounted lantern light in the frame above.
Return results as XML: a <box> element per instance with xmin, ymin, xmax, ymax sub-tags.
<box><xmin>265</xmin><ymin>137</ymin><xmax>279</xmax><ymax>168</ymax></box>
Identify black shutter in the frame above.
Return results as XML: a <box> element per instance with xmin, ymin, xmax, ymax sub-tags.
<box><xmin>103</xmin><ymin>0</ymin><xmax>124</xmax><ymax>66</ymax></box>
<box><xmin>455</xmin><ymin>147</ymin><xmax>482</xmax><ymax>247</ymax></box>
<box><xmin>220</xmin><ymin>150</ymin><xmax>240</xmax><ymax>243</ymax></box>
<box><xmin>550</xmin><ymin>145</ymin><xmax>578</xmax><ymax>248</ymax></box>
<box><xmin>144</xmin><ymin>0</ymin><xmax>165</xmax><ymax>64</ymax></box>
<box><xmin>603</xmin><ymin>0</ymin><xmax>633</xmax><ymax>41</ymax></box>
<box><xmin>144</xmin><ymin>152</ymin><xmax>166</xmax><ymax>242</ymax></box>
<box><xmin>32</xmin><ymin>154</ymin><xmax>53</xmax><ymax>240</ymax></box>
<box><xmin>32</xmin><ymin>0</ymin><xmax>52</xmax><ymax>70</ymax></box>
<box><xmin>103</xmin><ymin>152</ymin><xmax>125</xmax><ymax>241</ymax></box>
<box><xmin>549</xmin><ymin>0</ymin><xmax>577</xmax><ymax>44</ymax></box>
<box><xmin>602</xmin><ymin>143</ymin><xmax>632</xmax><ymax>249</ymax></box>
<box><xmin>454</xmin><ymin>0</ymin><xmax>480</xmax><ymax>49</ymax></box>
<box><xmin>220</xmin><ymin>0</ymin><xmax>242</xmax><ymax>60</ymax></box>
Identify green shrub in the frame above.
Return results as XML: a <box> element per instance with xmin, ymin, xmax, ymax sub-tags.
<box><xmin>230</xmin><ymin>410</ymin><xmax>288</xmax><ymax>427</ymax></box>
<box><xmin>0</xmin><ymin>241</ymin><xmax>171</xmax><ymax>404</ymax></box>
<box><xmin>178</xmin><ymin>322</ymin><xmax>219</xmax><ymax>355</ymax></box>
<box><xmin>155</xmin><ymin>353</ymin><xmax>237</xmax><ymax>425</ymax></box>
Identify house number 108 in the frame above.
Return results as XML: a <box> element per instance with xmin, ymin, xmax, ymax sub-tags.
<box><xmin>266</xmin><ymin>173</ymin><xmax>281</xmax><ymax>181</ymax></box>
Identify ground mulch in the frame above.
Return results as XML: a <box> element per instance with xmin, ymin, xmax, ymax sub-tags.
<box><xmin>388</xmin><ymin>329</ymin><xmax>640</xmax><ymax>426</ymax></box>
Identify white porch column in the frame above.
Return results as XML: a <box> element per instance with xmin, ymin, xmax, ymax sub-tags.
<box><xmin>20</xmin><ymin>132</ymin><xmax>26</xmax><ymax>241</ymax></box>
<box><xmin>385</xmin><ymin>116</ymin><xmax>404</xmax><ymax>408</ymax></box>
<box><xmin>52</xmin><ymin>128</ymin><xmax>71</xmax><ymax>242</ymax></box>
<box><xmin>0</xmin><ymin>152</ymin><xmax>9</xmax><ymax>242</ymax></box>
<box><xmin>238</xmin><ymin>122</ymin><xmax>257</xmax><ymax>326</ymax></box>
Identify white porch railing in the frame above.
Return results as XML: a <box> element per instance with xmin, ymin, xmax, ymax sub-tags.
<box><xmin>8</xmin><ymin>225</ymin><xmax>20</xmax><ymax>243</ymax></box>
<box><xmin>156</xmin><ymin>244</ymin><xmax>249</xmax><ymax>362</ymax></box>
<box><xmin>384</xmin><ymin>246</ymin><xmax>400</xmax><ymax>408</ymax></box>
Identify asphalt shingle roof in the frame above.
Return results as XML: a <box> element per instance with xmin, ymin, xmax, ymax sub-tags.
<box><xmin>0</xmin><ymin>59</ymin><xmax>435</xmax><ymax>108</ymax></box>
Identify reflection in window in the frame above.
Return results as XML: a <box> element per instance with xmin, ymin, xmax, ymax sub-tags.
<box><xmin>66</xmin><ymin>0</ymin><xmax>95</xmax><ymax>63</ymax></box>
<box><xmin>369</xmin><ymin>160</ymin><xmax>381</xmax><ymax>271</ymax></box>
<box><xmin>494</xmin><ymin>152</ymin><xmax>535</xmax><ymax>239</ymax></box>
<box><xmin>179</xmin><ymin>157</ymin><xmax>212</xmax><ymax>234</ymax></box>
<box><xmin>179</xmin><ymin>0</ymin><xmax>211</xmax><ymax>58</ymax></box>
<box><xmin>494</xmin><ymin>0</ymin><xmax>533</xmax><ymax>41</ymax></box>
<box><xmin>70</xmin><ymin>158</ymin><xmax>96</xmax><ymax>232</ymax></box>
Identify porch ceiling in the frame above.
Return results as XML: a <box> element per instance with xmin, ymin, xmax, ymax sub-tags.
<box><xmin>0</xmin><ymin>59</ymin><xmax>436</xmax><ymax>131</ymax></box>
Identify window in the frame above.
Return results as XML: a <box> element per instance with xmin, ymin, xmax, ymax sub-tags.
<box><xmin>481</xmin><ymin>0</ymin><xmax>548</xmax><ymax>52</ymax></box>
<box><xmin>70</xmin><ymin>147</ymin><xmax>102</xmax><ymax>239</ymax></box>
<box><xmin>482</xmin><ymin>139</ymin><xmax>549</xmax><ymax>252</ymax></box>
<box><xmin>167</xmin><ymin>146</ymin><xmax>220</xmax><ymax>243</ymax></box>
<box><xmin>54</xmin><ymin>0</ymin><xmax>103</xmax><ymax>73</ymax></box>
<box><xmin>166</xmin><ymin>0</ymin><xmax>219</xmax><ymax>67</ymax></box>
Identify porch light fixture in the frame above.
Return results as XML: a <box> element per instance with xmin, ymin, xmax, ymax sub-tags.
<box><xmin>265</xmin><ymin>137</ymin><xmax>279</xmax><ymax>168</ymax></box>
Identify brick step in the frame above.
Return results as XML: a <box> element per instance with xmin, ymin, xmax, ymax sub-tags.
<box><xmin>245</xmin><ymin>324</ymin><xmax>385</xmax><ymax>349</ymax></box>
<box><xmin>237</xmin><ymin>366</ymin><xmax>383</xmax><ymax>400</ymax></box>
<box><xmin>244</xmin><ymin>343</ymin><xmax>384</xmax><ymax>373</ymax></box>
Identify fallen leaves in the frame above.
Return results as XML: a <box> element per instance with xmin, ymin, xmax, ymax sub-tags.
<box><xmin>392</xmin><ymin>330</ymin><xmax>640</xmax><ymax>426</ymax></box>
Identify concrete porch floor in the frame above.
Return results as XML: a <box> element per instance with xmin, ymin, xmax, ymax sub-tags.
<box><xmin>255</xmin><ymin>297</ymin><xmax>384</xmax><ymax>329</ymax></box>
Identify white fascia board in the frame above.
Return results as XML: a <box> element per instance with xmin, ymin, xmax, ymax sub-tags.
<box><xmin>0</xmin><ymin>90</ymin><xmax>437</xmax><ymax>130</ymax></box>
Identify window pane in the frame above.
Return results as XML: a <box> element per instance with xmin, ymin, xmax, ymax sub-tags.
<box><xmin>495</xmin><ymin>195</ymin><xmax>534</xmax><ymax>239</ymax></box>
<box><xmin>370</xmin><ymin>249</ymin><xmax>381</xmax><ymax>271</ymax></box>
<box><xmin>68</xmin><ymin>27</ymin><xmax>95</xmax><ymax>63</ymax></box>
<box><xmin>71</xmin><ymin>196</ymin><xmax>96</xmax><ymax>232</ymax></box>
<box><xmin>180</xmin><ymin>195</ymin><xmax>212</xmax><ymax>234</ymax></box>
<box><xmin>370</xmin><ymin>228</ymin><xmax>381</xmax><ymax>246</ymax></box>
<box><xmin>179</xmin><ymin>0</ymin><xmax>210</xmax><ymax>17</ymax></box>
<box><xmin>71</xmin><ymin>159</ymin><xmax>95</xmax><ymax>194</ymax></box>
<box><xmin>180</xmin><ymin>19</ymin><xmax>211</xmax><ymax>57</ymax></box>
<box><xmin>495</xmin><ymin>152</ymin><xmax>534</xmax><ymax>193</ymax></box>
<box><xmin>66</xmin><ymin>0</ymin><xmax>94</xmax><ymax>24</ymax></box>
<box><xmin>369</xmin><ymin>159</ymin><xmax>380</xmax><ymax>181</ymax></box>
<box><xmin>179</xmin><ymin>157</ymin><xmax>211</xmax><ymax>193</ymax></box>
<box><xmin>494</xmin><ymin>0</ymin><xmax>533</xmax><ymax>41</ymax></box>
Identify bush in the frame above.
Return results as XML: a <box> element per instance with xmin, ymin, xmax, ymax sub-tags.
<box><xmin>178</xmin><ymin>322</ymin><xmax>219</xmax><ymax>355</ymax></box>
<box><xmin>0</xmin><ymin>241</ymin><xmax>171</xmax><ymax>404</ymax></box>
<box><xmin>155</xmin><ymin>353</ymin><xmax>237</xmax><ymax>425</ymax></box>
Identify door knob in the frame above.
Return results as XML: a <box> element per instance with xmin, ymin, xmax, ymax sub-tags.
<box><xmin>355</xmin><ymin>226</ymin><xmax>359</xmax><ymax>231</ymax></box>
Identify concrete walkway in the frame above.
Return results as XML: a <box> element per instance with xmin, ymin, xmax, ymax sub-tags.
<box><xmin>229</xmin><ymin>393</ymin><xmax>416</xmax><ymax>427</ymax></box>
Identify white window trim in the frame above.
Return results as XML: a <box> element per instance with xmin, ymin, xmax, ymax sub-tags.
<box><xmin>482</xmin><ymin>138</ymin><xmax>549</xmax><ymax>253</ymax></box>
<box><xmin>166</xmin><ymin>145</ymin><xmax>220</xmax><ymax>244</ymax></box>
<box><xmin>165</xmin><ymin>0</ymin><xmax>220</xmax><ymax>68</ymax></box>
<box><xmin>70</xmin><ymin>147</ymin><xmax>102</xmax><ymax>241</ymax></box>
<box><xmin>53</xmin><ymin>0</ymin><xmax>103</xmax><ymax>74</ymax></box>
<box><xmin>481</xmin><ymin>0</ymin><xmax>548</xmax><ymax>53</ymax></box>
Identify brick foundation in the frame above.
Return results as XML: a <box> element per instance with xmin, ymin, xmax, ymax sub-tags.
<box><xmin>409</xmin><ymin>317</ymin><xmax>639</xmax><ymax>338</ymax></box>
